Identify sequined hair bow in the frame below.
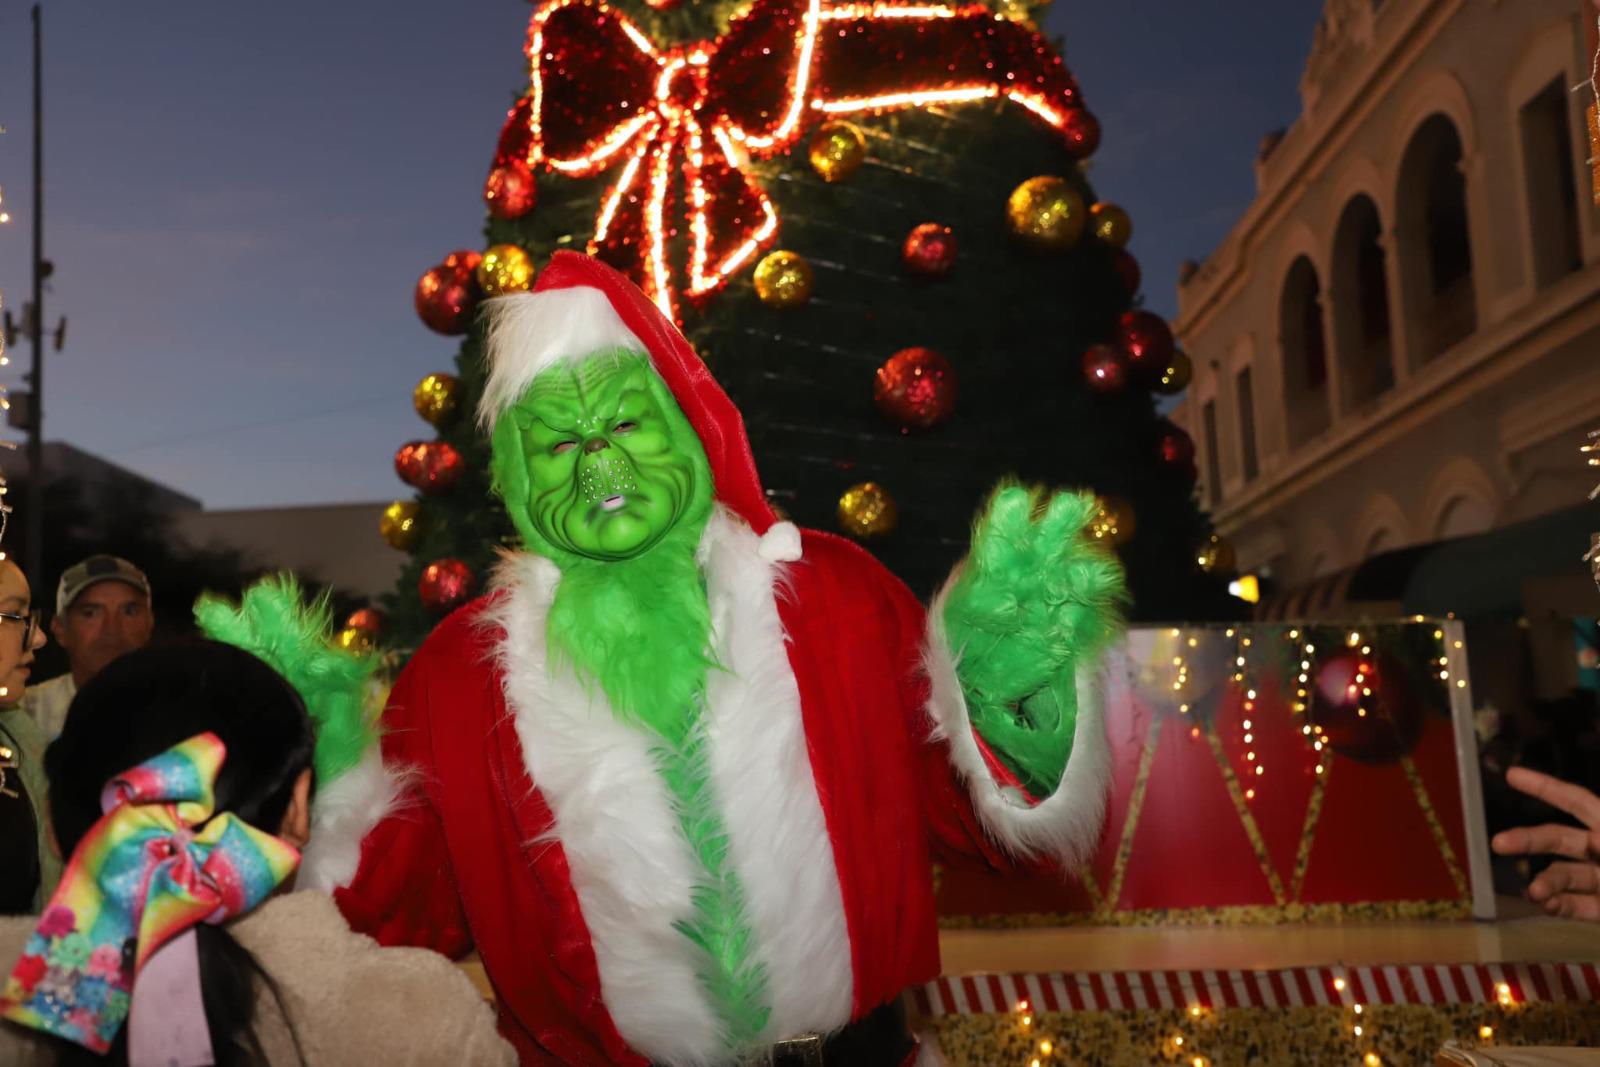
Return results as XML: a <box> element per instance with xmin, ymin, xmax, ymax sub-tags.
<box><xmin>0</xmin><ymin>732</ymin><xmax>300</xmax><ymax>1064</ymax></box>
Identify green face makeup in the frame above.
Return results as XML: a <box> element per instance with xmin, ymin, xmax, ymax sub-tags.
<box><xmin>491</xmin><ymin>352</ymin><xmax>708</xmax><ymax>561</ymax></box>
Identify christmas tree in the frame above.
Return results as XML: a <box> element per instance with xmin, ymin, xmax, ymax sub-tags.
<box><xmin>369</xmin><ymin>0</ymin><xmax>1236</xmax><ymax>652</ymax></box>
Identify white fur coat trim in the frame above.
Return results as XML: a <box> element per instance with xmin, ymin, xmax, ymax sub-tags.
<box><xmin>922</xmin><ymin>581</ymin><xmax>1110</xmax><ymax>871</ymax></box>
<box><xmin>483</xmin><ymin>509</ymin><xmax>852</xmax><ymax>1066</ymax></box>
<box><xmin>298</xmin><ymin>747</ymin><xmax>406</xmax><ymax>893</ymax></box>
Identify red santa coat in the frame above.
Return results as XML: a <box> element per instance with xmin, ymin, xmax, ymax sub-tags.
<box><xmin>316</xmin><ymin>254</ymin><xmax>1110</xmax><ymax>1065</ymax></box>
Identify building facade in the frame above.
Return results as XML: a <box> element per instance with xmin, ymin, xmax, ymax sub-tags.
<box><xmin>1173</xmin><ymin>0</ymin><xmax>1600</xmax><ymax>618</ymax></box>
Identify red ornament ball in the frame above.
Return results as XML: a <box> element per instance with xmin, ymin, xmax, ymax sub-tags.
<box><xmin>415</xmin><ymin>250</ymin><xmax>483</xmax><ymax>336</ymax></box>
<box><xmin>484</xmin><ymin>160</ymin><xmax>538</xmax><ymax>220</ymax></box>
<box><xmin>345</xmin><ymin>607</ymin><xmax>386</xmax><ymax>637</ymax></box>
<box><xmin>1115</xmin><ymin>309</ymin><xmax>1176</xmax><ymax>386</ymax></box>
<box><xmin>902</xmin><ymin>223</ymin><xmax>957</xmax><ymax>278</ymax></box>
<box><xmin>1111</xmin><ymin>249</ymin><xmax>1141</xmax><ymax>297</ymax></box>
<box><xmin>1082</xmin><ymin>343</ymin><xmax>1128</xmax><ymax>393</ymax></box>
<box><xmin>1061</xmin><ymin>108</ymin><xmax>1102</xmax><ymax>160</ymax></box>
<box><xmin>440</xmin><ymin>250</ymin><xmax>482</xmax><ymax>278</ymax></box>
<box><xmin>1311</xmin><ymin>650</ymin><xmax>1425</xmax><ymax>763</ymax></box>
<box><xmin>419</xmin><ymin>558</ymin><xmax>477</xmax><ymax>615</ymax></box>
<box><xmin>874</xmin><ymin>347</ymin><xmax>957</xmax><ymax>431</ymax></box>
<box><xmin>395</xmin><ymin>440</ymin><xmax>465</xmax><ymax>495</ymax></box>
<box><xmin>1157</xmin><ymin>423</ymin><xmax>1196</xmax><ymax>478</ymax></box>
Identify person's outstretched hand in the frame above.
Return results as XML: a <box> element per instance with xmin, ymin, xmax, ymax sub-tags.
<box><xmin>1491</xmin><ymin>767</ymin><xmax>1600</xmax><ymax>920</ymax></box>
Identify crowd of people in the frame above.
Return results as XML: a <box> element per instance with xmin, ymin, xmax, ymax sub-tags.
<box><xmin>0</xmin><ymin>551</ymin><xmax>1591</xmax><ymax>1063</ymax></box>
<box><xmin>0</xmin><ymin>556</ymin><xmax>515</xmax><ymax>1065</ymax></box>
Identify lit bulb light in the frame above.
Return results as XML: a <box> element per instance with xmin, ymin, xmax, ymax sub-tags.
<box><xmin>1353</xmin><ymin>1025</ymin><xmax>1363</xmax><ymax>1036</ymax></box>
<box><xmin>1188</xmin><ymin>636</ymin><xmax>1198</xmax><ymax>647</ymax></box>
<box><xmin>1245</xmin><ymin>788</ymin><xmax>1255</xmax><ymax>799</ymax></box>
<box><xmin>1333</xmin><ymin>977</ymin><xmax>1346</xmax><ymax>992</ymax></box>
<box><xmin>1434</xmin><ymin>630</ymin><xmax>1444</xmax><ymax>639</ymax></box>
<box><xmin>1358</xmin><ymin>708</ymin><xmax>1368</xmax><ymax>718</ymax></box>
<box><xmin>1362</xmin><ymin>687</ymin><xmax>1372</xmax><ymax>697</ymax></box>
<box><xmin>1225</xmin><ymin>628</ymin><xmax>1235</xmax><ymax>638</ymax></box>
<box><xmin>1242</xmin><ymin>637</ymin><xmax>1252</xmax><ymax>648</ymax></box>
<box><xmin>1235</xmin><ymin>656</ymin><xmax>1246</xmax><ymax>667</ymax></box>
<box><xmin>1188</xmin><ymin>1005</ymin><xmax>1203</xmax><ymax>1018</ymax></box>
<box><xmin>1314</xmin><ymin>741</ymin><xmax>1324</xmax><ymax>751</ymax></box>
<box><xmin>1439</xmin><ymin>670</ymin><xmax>1450</xmax><ymax>680</ymax></box>
<box><xmin>1306</xmin><ymin>643</ymin><xmax>1316</xmax><ymax>654</ymax></box>
<box><xmin>1453</xmin><ymin>640</ymin><xmax>1463</xmax><ymax>649</ymax></box>
<box><xmin>1030</xmin><ymin>1060</ymin><xmax>1040</xmax><ymax>1067</ymax></box>
<box><xmin>1315</xmin><ymin>764</ymin><xmax>1325</xmax><ymax>774</ymax></box>
<box><xmin>1191</xmin><ymin>727</ymin><xmax>1201</xmax><ymax>739</ymax></box>
<box><xmin>1457</xmin><ymin>679</ymin><xmax>1467</xmax><ymax>688</ymax></box>
<box><xmin>1016</xmin><ymin>1000</ymin><xmax>1029</xmax><ymax>1013</ymax></box>
<box><xmin>1361</xmin><ymin>645</ymin><xmax>1371</xmax><ymax>655</ymax></box>
<box><xmin>1353</xmin><ymin>1004</ymin><xmax>1363</xmax><ymax>1015</ymax></box>
<box><xmin>1246</xmin><ymin>689</ymin><xmax>1257</xmax><ymax>701</ymax></box>
<box><xmin>1246</xmin><ymin>751</ymin><xmax>1256</xmax><ymax>761</ymax></box>
<box><xmin>1364</xmin><ymin>1054</ymin><xmax>1381</xmax><ymax>1067</ymax></box>
<box><xmin>1348</xmin><ymin>631</ymin><xmax>1361</xmax><ymax>646</ymax></box>
<box><xmin>1242</xmin><ymin>719</ymin><xmax>1252</xmax><ymax>729</ymax></box>
<box><xmin>1180</xmin><ymin>704</ymin><xmax>1190</xmax><ymax>714</ymax></box>
<box><xmin>1289</xmin><ymin>629</ymin><xmax>1300</xmax><ymax>639</ymax></box>
<box><xmin>1039</xmin><ymin>1039</ymin><xmax>1052</xmax><ymax>1054</ymax></box>
<box><xmin>1254</xmin><ymin>765</ymin><xmax>1264</xmax><ymax>776</ymax></box>
<box><xmin>1479</xmin><ymin>1025</ymin><xmax>1493</xmax><ymax>1040</ymax></box>
<box><xmin>1243</xmin><ymin>733</ymin><xmax>1253</xmax><ymax>743</ymax></box>
<box><xmin>1302</xmin><ymin>725</ymin><xmax>1312</xmax><ymax>735</ymax></box>
<box><xmin>1021</xmin><ymin>1014</ymin><xmax>1032</xmax><ymax>1027</ymax></box>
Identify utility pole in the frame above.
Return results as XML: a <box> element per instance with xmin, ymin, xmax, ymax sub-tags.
<box><xmin>24</xmin><ymin>4</ymin><xmax>42</xmax><ymax>591</ymax></box>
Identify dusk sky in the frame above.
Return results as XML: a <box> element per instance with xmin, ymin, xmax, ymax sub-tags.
<box><xmin>0</xmin><ymin>1</ymin><xmax>1322</xmax><ymax>510</ymax></box>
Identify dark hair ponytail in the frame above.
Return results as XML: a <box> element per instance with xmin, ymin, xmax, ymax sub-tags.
<box><xmin>45</xmin><ymin>638</ymin><xmax>316</xmax><ymax>1067</ymax></box>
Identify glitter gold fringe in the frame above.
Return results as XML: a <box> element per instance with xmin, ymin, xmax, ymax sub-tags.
<box><xmin>1290</xmin><ymin>752</ymin><xmax>1331</xmax><ymax>901</ymax></box>
<box><xmin>1402</xmin><ymin>755</ymin><xmax>1470</xmax><ymax>901</ymax></box>
<box><xmin>923</xmin><ymin>1002</ymin><xmax>1600</xmax><ymax>1067</ymax></box>
<box><xmin>1205</xmin><ymin>729</ymin><xmax>1286</xmax><ymax>905</ymax></box>
<box><xmin>936</xmin><ymin>898</ymin><xmax>1473</xmax><ymax>929</ymax></box>
<box><xmin>1103</xmin><ymin>713</ymin><xmax>1163</xmax><ymax>914</ymax></box>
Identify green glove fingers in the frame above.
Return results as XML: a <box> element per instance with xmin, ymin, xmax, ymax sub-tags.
<box><xmin>941</xmin><ymin>482</ymin><xmax>1126</xmax><ymax>797</ymax></box>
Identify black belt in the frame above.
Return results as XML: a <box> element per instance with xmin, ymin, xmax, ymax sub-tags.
<box><xmin>743</xmin><ymin>1000</ymin><xmax>914</xmax><ymax>1067</ymax></box>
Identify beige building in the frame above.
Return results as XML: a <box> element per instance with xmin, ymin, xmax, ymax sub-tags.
<box><xmin>1174</xmin><ymin>0</ymin><xmax>1600</xmax><ymax>646</ymax></box>
<box><xmin>175</xmin><ymin>501</ymin><xmax>403</xmax><ymax>601</ymax></box>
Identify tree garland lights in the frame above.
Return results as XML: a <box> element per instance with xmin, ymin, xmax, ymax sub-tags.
<box><xmin>495</xmin><ymin>0</ymin><xmax>1097</xmax><ymax>318</ymax></box>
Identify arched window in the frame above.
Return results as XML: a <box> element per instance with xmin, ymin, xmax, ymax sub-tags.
<box><xmin>1519</xmin><ymin>77</ymin><xmax>1583</xmax><ymax>288</ymax></box>
<box><xmin>1435</xmin><ymin>495</ymin><xmax>1494</xmax><ymax>540</ymax></box>
<box><xmin>1396</xmin><ymin>114</ymin><xmax>1475</xmax><ymax>362</ymax></box>
<box><xmin>1279</xmin><ymin>256</ymin><xmax>1331</xmax><ymax>448</ymax></box>
<box><xmin>1331</xmin><ymin>195</ymin><xmax>1394</xmax><ymax>409</ymax></box>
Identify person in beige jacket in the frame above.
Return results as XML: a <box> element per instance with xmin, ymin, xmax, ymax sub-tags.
<box><xmin>0</xmin><ymin>638</ymin><xmax>515</xmax><ymax>1067</ymax></box>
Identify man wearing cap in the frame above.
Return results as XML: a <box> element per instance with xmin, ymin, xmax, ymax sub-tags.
<box><xmin>24</xmin><ymin>555</ymin><xmax>153</xmax><ymax>740</ymax></box>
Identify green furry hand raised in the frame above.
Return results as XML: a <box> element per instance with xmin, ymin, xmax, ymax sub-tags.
<box><xmin>941</xmin><ymin>484</ymin><xmax>1127</xmax><ymax>796</ymax></box>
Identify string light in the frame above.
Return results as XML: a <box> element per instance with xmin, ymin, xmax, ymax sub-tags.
<box><xmin>510</xmin><ymin>0</ymin><xmax>1093</xmax><ymax>318</ymax></box>
<box><xmin>1479</xmin><ymin>1025</ymin><xmax>1494</xmax><ymax>1040</ymax></box>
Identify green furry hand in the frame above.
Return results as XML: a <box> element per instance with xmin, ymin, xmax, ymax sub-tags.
<box><xmin>194</xmin><ymin>575</ymin><xmax>381</xmax><ymax>785</ymax></box>
<box><xmin>940</xmin><ymin>485</ymin><xmax>1126</xmax><ymax>796</ymax></box>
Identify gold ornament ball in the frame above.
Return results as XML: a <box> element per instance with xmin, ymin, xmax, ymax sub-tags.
<box><xmin>477</xmin><ymin>243</ymin><xmax>535</xmax><ymax>295</ymax></box>
<box><xmin>1089</xmin><ymin>202</ymin><xmax>1133</xmax><ymax>248</ymax></box>
<box><xmin>1089</xmin><ymin>495</ymin><xmax>1136</xmax><ymax>547</ymax></box>
<box><xmin>808</xmin><ymin>122</ymin><xmax>866</xmax><ymax>182</ymax></box>
<box><xmin>1197</xmin><ymin>533</ymin><xmax>1238</xmax><ymax>575</ymax></box>
<box><xmin>1006</xmin><ymin>176</ymin><xmax>1087</xmax><ymax>252</ymax></box>
<box><xmin>837</xmin><ymin>481</ymin><xmax>898</xmax><ymax>539</ymax></box>
<box><xmin>380</xmin><ymin>499</ymin><xmax>422</xmax><ymax>551</ymax></box>
<box><xmin>413</xmin><ymin>372</ymin><xmax>460</xmax><ymax>427</ymax></box>
<box><xmin>753</xmin><ymin>250</ymin><xmax>814</xmax><ymax>309</ymax></box>
<box><xmin>334</xmin><ymin>627</ymin><xmax>375</xmax><ymax>655</ymax></box>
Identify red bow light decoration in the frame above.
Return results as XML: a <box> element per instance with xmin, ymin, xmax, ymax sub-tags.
<box><xmin>495</xmin><ymin>0</ymin><xmax>1098</xmax><ymax>319</ymax></box>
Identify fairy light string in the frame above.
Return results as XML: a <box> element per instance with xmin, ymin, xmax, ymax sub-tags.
<box><xmin>497</xmin><ymin>0</ymin><xmax>1098</xmax><ymax>318</ymax></box>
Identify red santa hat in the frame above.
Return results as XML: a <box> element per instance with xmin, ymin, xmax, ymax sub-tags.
<box><xmin>477</xmin><ymin>251</ymin><xmax>783</xmax><ymax>540</ymax></box>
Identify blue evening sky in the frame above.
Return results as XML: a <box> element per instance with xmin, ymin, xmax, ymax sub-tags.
<box><xmin>0</xmin><ymin>1</ymin><xmax>1321</xmax><ymax>508</ymax></box>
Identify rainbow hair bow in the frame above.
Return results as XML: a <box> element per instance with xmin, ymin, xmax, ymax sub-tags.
<box><xmin>0</xmin><ymin>732</ymin><xmax>299</xmax><ymax>1058</ymax></box>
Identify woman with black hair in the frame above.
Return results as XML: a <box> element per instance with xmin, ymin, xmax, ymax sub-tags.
<box><xmin>0</xmin><ymin>638</ymin><xmax>515</xmax><ymax>1066</ymax></box>
<box><xmin>0</xmin><ymin>557</ymin><xmax>55</xmax><ymax>914</ymax></box>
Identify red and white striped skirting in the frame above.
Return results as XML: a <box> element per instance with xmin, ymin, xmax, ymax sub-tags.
<box><xmin>912</xmin><ymin>963</ymin><xmax>1600</xmax><ymax>1016</ymax></box>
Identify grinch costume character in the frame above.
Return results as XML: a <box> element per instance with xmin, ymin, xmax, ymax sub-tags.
<box><xmin>314</xmin><ymin>252</ymin><xmax>1124</xmax><ymax>1066</ymax></box>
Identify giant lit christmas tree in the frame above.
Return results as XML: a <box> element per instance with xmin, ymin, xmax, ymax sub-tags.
<box><xmin>369</xmin><ymin>0</ymin><xmax>1236</xmax><ymax>650</ymax></box>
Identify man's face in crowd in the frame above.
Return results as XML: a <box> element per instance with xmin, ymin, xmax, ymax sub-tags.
<box><xmin>52</xmin><ymin>580</ymin><xmax>154</xmax><ymax>683</ymax></box>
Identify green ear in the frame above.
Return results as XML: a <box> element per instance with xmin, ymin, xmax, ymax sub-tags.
<box><xmin>490</xmin><ymin>415</ymin><xmax>535</xmax><ymax>543</ymax></box>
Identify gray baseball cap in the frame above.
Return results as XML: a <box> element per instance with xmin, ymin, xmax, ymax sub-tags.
<box><xmin>56</xmin><ymin>555</ymin><xmax>152</xmax><ymax>616</ymax></box>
